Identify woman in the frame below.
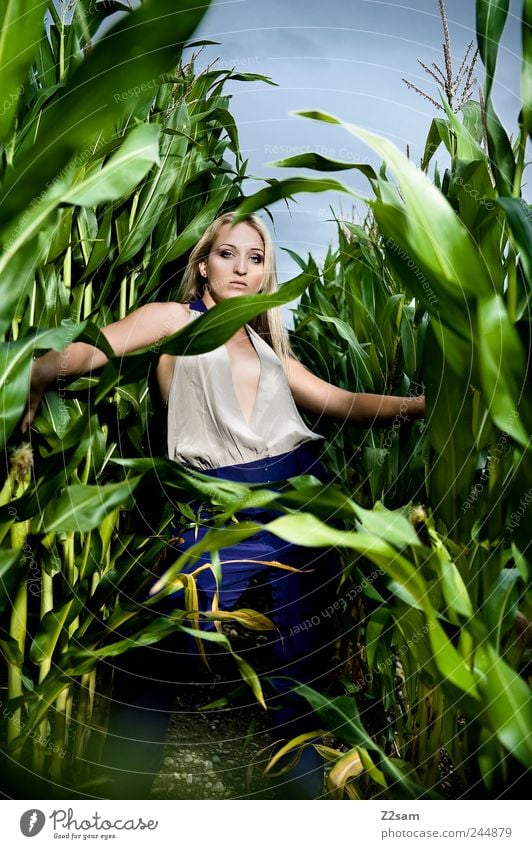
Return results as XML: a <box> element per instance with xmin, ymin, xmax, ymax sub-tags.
<box><xmin>23</xmin><ymin>212</ymin><xmax>424</xmax><ymax>799</ymax></box>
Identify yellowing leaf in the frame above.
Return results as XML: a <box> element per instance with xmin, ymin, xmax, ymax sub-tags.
<box><xmin>265</xmin><ymin>729</ymin><xmax>324</xmax><ymax>773</ymax></box>
<box><xmin>327</xmin><ymin>747</ymin><xmax>364</xmax><ymax>797</ymax></box>
<box><xmin>234</xmin><ymin>655</ymin><xmax>267</xmax><ymax>709</ymax></box>
<box><xmin>205</xmin><ymin>608</ymin><xmax>275</xmax><ymax>632</ymax></box>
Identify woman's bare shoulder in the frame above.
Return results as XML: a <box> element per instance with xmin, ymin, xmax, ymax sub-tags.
<box><xmin>142</xmin><ymin>301</ymin><xmax>190</xmax><ymax>334</ymax></box>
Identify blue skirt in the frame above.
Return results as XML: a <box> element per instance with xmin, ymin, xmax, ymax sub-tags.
<box><xmin>164</xmin><ymin>442</ymin><xmax>342</xmax><ymax>685</ymax></box>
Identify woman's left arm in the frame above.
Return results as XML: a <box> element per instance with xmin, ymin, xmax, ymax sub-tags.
<box><xmin>286</xmin><ymin>357</ymin><xmax>425</xmax><ymax>426</ymax></box>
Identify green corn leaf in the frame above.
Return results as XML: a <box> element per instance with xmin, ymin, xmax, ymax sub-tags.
<box><xmin>449</xmin><ymin>160</ymin><xmax>502</xmax><ymax>287</ymax></box>
<box><xmin>29</xmin><ymin>601</ymin><xmax>73</xmax><ymax>664</ymax></box>
<box><xmin>36</xmin><ymin>476</ymin><xmax>142</xmax><ymax>533</ymax></box>
<box><xmin>362</xmin><ymin>447</ymin><xmax>388</xmax><ymax>504</ymax></box>
<box><xmin>357</xmin><ymin>747</ymin><xmax>387</xmax><ymax>788</ymax></box>
<box><xmin>0</xmin><ymin>0</ymin><xmax>48</xmax><ymax>143</ymax></box>
<box><xmin>302</xmin><ymin>111</ymin><xmax>496</xmax><ymax>303</ymax></box>
<box><xmin>423</xmin><ymin>324</ymin><xmax>478</xmax><ymax>533</ymax></box>
<box><xmin>0</xmin><ymin>419</ymin><xmax>96</xmax><ymax>525</ymax></box>
<box><xmin>201</xmin><ymin>106</ymin><xmax>240</xmax><ymax>153</ymax></box>
<box><xmin>8</xmin><ymin>615</ymin><xmax>190</xmax><ymax>744</ymax></box>
<box><xmin>74</xmin><ymin>0</ymin><xmax>132</xmax><ymax>44</ymax></box>
<box><xmin>97</xmin><ymin>272</ymin><xmax>318</xmax><ymax>395</ymax></box>
<box><xmin>0</xmin><ymin>232</ymin><xmax>44</xmax><ymax>334</ymax></box>
<box><xmin>154</xmin><ymin>184</ymin><xmax>234</xmax><ymax>267</ymax></box>
<box><xmin>496</xmin><ymin>197</ymin><xmax>532</xmax><ymax>286</ymax></box>
<box><xmin>461</xmin><ymin>100</ymin><xmax>485</xmax><ymax>143</ymax></box>
<box><xmin>477</xmin><ymin>294</ymin><xmax>530</xmax><ymax>448</ymax></box>
<box><xmin>0</xmin><ymin>0</ymin><xmax>212</xmax><ymax>229</ymax></box>
<box><xmin>380</xmin><ymin>233</ymin><xmax>470</xmax><ymax>346</ymax></box>
<box><xmin>0</xmin><ymin>629</ymin><xmax>24</xmax><ymax>667</ymax></box>
<box><xmin>400</xmin><ymin>311</ymin><xmax>417</xmax><ymax>375</ymax></box>
<box><xmin>427</xmin><ymin>617</ymin><xmax>479</xmax><ymax>695</ymax></box>
<box><xmin>271</xmin><ymin>484</ymin><xmax>360</xmax><ymax>523</ymax></box>
<box><xmin>421</xmin><ymin>118</ymin><xmax>452</xmax><ymax>170</ymax></box>
<box><xmin>429</xmin><ymin>542</ymin><xmax>474</xmax><ymax>619</ymax></box>
<box><xmin>79</xmin><ymin>205</ymin><xmax>113</xmax><ymax>281</ymax></box>
<box><xmin>185</xmin><ymin>39</ymin><xmax>221</xmax><ymax>48</ymax></box>
<box><xmin>233</xmin><ymin>655</ymin><xmax>266</xmax><ymax>709</ymax></box>
<box><xmin>63</xmin><ymin>124</ymin><xmax>161</xmax><ymax>207</ymax></box>
<box><xmin>0</xmin><ymin>320</ymin><xmax>113</xmax><ymax>450</ymax></box>
<box><xmin>204</xmin><ymin>608</ymin><xmax>275</xmax><ymax>632</ymax></box>
<box><xmin>292</xmin><ymin>683</ymin><xmax>436</xmax><ymax>798</ymax></box>
<box><xmin>477</xmin><ymin>727</ymin><xmax>507</xmax><ymax>793</ymax></box>
<box><xmin>476</xmin><ymin>0</ymin><xmax>510</xmax><ymax>100</ymax></box>
<box><xmin>392</xmin><ymin>607</ymin><xmax>438</xmax><ymax>676</ymax></box>
<box><xmin>225</xmin><ymin>72</ymin><xmax>278</xmax><ymax>85</ymax></box>
<box><xmin>484</xmin><ymin>568</ymin><xmax>520</xmax><ymax>649</ymax></box>
<box><xmin>523</xmin><ymin>0</ymin><xmax>532</xmax><ymax>137</ymax></box>
<box><xmin>366</xmin><ymin>606</ymin><xmax>390</xmax><ymax>669</ymax></box>
<box><xmin>313</xmin><ymin>314</ymin><xmax>373</xmax><ymax>387</ymax></box>
<box><xmin>0</xmin><ymin>549</ymin><xmax>23</xmax><ymax>615</ymax></box>
<box><xmin>263</xmin><ymin>513</ymin><xmax>429</xmax><ymax>610</ymax></box>
<box><xmin>178</xmin><ymin>624</ymin><xmax>266</xmax><ymax>706</ymax></box>
<box><xmin>1</xmin><ymin>125</ymin><xmax>161</xmax><ymax>275</ymax></box>
<box><xmin>268</xmin><ymin>152</ymin><xmax>377</xmax><ymax>179</ymax></box>
<box><xmin>112</xmin><ymin>108</ymin><xmax>191</xmax><ymax>267</ymax></box>
<box><xmin>441</xmin><ymin>96</ymin><xmax>485</xmax><ymax>163</ymax></box>
<box><xmin>484</xmin><ymin>100</ymin><xmax>516</xmax><ymax>195</ymax></box>
<box><xmin>233</xmin><ymin>177</ymin><xmax>353</xmax><ymax>222</ymax></box>
<box><xmin>475</xmin><ymin>641</ymin><xmax>532</xmax><ymax>768</ymax></box>
<box><xmin>280</xmin><ymin>246</ymin><xmax>308</xmax><ymax>271</ymax></box>
<box><xmin>351</xmin><ymin>502</ymin><xmax>421</xmax><ymax>548</ymax></box>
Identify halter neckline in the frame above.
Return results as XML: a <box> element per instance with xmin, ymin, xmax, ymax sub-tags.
<box><xmin>189</xmin><ymin>298</ymin><xmax>207</xmax><ymax>313</ymax></box>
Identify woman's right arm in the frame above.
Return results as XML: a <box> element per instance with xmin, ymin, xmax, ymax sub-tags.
<box><xmin>21</xmin><ymin>301</ymin><xmax>188</xmax><ymax>432</ymax></box>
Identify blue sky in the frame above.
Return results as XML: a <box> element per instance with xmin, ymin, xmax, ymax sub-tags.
<box><xmin>188</xmin><ymin>0</ymin><xmax>524</xmax><ymax>277</ymax></box>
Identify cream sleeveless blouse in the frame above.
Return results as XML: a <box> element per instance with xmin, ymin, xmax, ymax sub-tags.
<box><xmin>166</xmin><ymin>305</ymin><xmax>323</xmax><ymax>471</ymax></box>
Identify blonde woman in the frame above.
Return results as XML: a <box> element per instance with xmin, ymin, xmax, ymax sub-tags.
<box><xmin>24</xmin><ymin>212</ymin><xmax>424</xmax><ymax>799</ymax></box>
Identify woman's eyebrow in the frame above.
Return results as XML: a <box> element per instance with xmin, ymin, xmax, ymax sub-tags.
<box><xmin>217</xmin><ymin>242</ymin><xmax>264</xmax><ymax>252</ymax></box>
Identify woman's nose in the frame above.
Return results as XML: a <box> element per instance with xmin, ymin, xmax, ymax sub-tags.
<box><xmin>234</xmin><ymin>255</ymin><xmax>247</xmax><ymax>275</ymax></box>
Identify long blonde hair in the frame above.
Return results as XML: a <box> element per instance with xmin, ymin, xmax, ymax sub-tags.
<box><xmin>177</xmin><ymin>212</ymin><xmax>291</xmax><ymax>362</ymax></box>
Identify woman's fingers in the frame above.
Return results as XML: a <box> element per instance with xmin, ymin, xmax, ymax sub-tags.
<box><xmin>20</xmin><ymin>406</ymin><xmax>34</xmax><ymax>434</ymax></box>
<box><xmin>20</xmin><ymin>410</ymin><xmax>30</xmax><ymax>434</ymax></box>
<box><xmin>20</xmin><ymin>394</ymin><xmax>42</xmax><ymax>433</ymax></box>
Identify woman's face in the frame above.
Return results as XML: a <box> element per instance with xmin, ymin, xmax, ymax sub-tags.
<box><xmin>199</xmin><ymin>221</ymin><xmax>265</xmax><ymax>304</ymax></box>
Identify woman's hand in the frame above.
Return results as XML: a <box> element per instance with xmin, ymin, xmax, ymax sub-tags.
<box><xmin>403</xmin><ymin>394</ymin><xmax>425</xmax><ymax>421</ymax></box>
<box><xmin>21</xmin><ymin>352</ymin><xmax>61</xmax><ymax>433</ymax></box>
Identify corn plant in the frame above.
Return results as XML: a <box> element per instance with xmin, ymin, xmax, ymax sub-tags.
<box><xmin>234</xmin><ymin>0</ymin><xmax>531</xmax><ymax>798</ymax></box>
<box><xmin>289</xmin><ymin>215</ymin><xmax>427</xmax><ymax>509</ymax></box>
<box><xmin>0</xmin><ymin>0</ymin><xmax>300</xmax><ymax>796</ymax></box>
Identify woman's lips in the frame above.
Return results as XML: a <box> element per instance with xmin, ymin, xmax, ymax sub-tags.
<box><xmin>229</xmin><ymin>281</ymin><xmax>247</xmax><ymax>288</ymax></box>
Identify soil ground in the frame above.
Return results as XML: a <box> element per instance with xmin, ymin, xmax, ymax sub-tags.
<box><xmin>149</xmin><ymin>606</ymin><xmax>323</xmax><ymax>800</ymax></box>
<box><xmin>150</xmin><ymin>676</ymin><xmax>278</xmax><ymax>800</ymax></box>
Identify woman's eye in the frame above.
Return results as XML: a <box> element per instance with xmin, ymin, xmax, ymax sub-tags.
<box><xmin>220</xmin><ymin>250</ymin><xmax>233</xmax><ymax>258</ymax></box>
<box><xmin>250</xmin><ymin>255</ymin><xmax>263</xmax><ymax>264</ymax></box>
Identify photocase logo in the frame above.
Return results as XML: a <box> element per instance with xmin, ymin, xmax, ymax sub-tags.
<box><xmin>20</xmin><ymin>809</ymin><xmax>46</xmax><ymax>837</ymax></box>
